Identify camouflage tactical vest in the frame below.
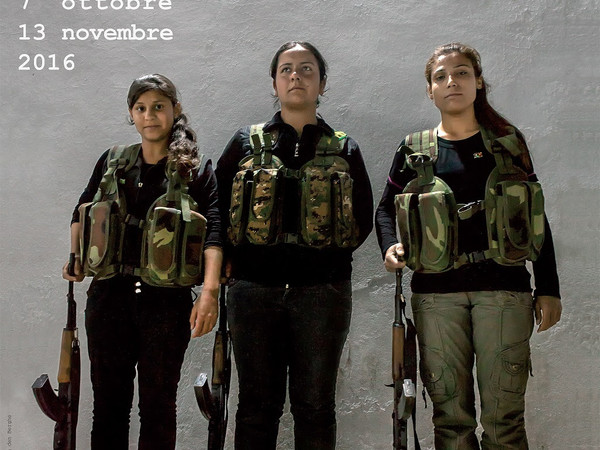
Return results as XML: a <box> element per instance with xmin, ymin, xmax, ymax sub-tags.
<box><xmin>78</xmin><ymin>144</ymin><xmax>207</xmax><ymax>287</ymax></box>
<box><xmin>228</xmin><ymin>124</ymin><xmax>359</xmax><ymax>248</ymax></box>
<box><xmin>394</xmin><ymin>127</ymin><xmax>545</xmax><ymax>273</ymax></box>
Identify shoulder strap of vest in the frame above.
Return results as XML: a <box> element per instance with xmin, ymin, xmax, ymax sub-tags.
<box><xmin>249</xmin><ymin>123</ymin><xmax>278</xmax><ymax>166</ymax></box>
<box><xmin>93</xmin><ymin>144</ymin><xmax>142</xmax><ymax>202</ymax></box>
<box><xmin>480</xmin><ymin>127</ymin><xmax>526</xmax><ymax>177</ymax></box>
<box><xmin>310</xmin><ymin>130</ymin><xmax>348</xmax><ymax>168</ymax></box>
<box><xmin>316</xmin><ymin>130</ymin><xmax>347</xmax><ymax>156</ymax></box>
<box><xmin>162</xmin><ymin>153</ymin><xmax>204</xmax><ymax>222</ymax></box>
<box><xmin>404</xmin><ymin>128</ymin><xmax>438</xmax><ymax>161</ymax></box>
<box><xmin>480</xmin><ymin>126</ymin><xmax>522</xmax><ymax>157</ymax></box>
<box><xmin>249</xmin><ymin>123</ymin><xmax>266</xmax><ymax>145</ymax></box>
<box><xmin>401</xmin><ymin>129</ymin><xmax>438</xmax><ymax>187</ymax></box>
<box><xmin>113</xmin><ymin>143</ymin><xmax>142</xmax><ymax>172</ymax></box>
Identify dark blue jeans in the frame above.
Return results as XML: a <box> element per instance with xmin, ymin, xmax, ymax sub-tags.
<box><xmin>85</xmin><ymin>276</ymin><xmax>192</xmax><ymax>450</ymax></box>
<box><xmin>227</xmin><ymin>279</ymin><xmax>352</xmax><ymax>450</ymax></box>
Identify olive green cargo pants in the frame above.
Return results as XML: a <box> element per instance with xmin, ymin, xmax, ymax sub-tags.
<box><xmin>411</xmin><ymin>291</ymin><xmax>534</xmax><ymax>450</ymax></box>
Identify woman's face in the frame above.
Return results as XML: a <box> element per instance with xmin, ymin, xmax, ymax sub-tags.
<box><xmin>427</xmin><ymin>52</ymin><xmax>482</xmax><ymax>116</ymax></box>
<box><xmin>272</xmin><ymin>44</ymin><xmax>326</xmax><ymax>111</ymax></box>
<box><xmin>129</xmin><ymin>90</ymin><xmax>180</xmax><ymax>147</ymax></box>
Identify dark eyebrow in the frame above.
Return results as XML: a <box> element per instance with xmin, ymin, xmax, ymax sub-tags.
<box><xmin>278</xmin><ymin>61</ymin><xmax>316</xmax><ymax>68</ymax></box>
<box><xmin>435</xmin><ymin>63</ymin><xmax>471</xmax><ymax>74</ymax></box>
<box><xmin>134</xmin><ymin>100</ymin><xmax>166</xmax><ymax>106</ymax></box>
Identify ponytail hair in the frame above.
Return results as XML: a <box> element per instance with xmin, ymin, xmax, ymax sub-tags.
<box><xmin>168</xmin><ymin>113</ymin><xmax>200</xmax><ymax>178</ymax></box>
<box><xmin>425</xmin><ymin>43</ymin><xmax>533</xmax><ymax>172</ymax></box>
<box><xmin>127</xmin><ymin>74</ymin><xmax>201</xmax><ymax>178</ymax></box>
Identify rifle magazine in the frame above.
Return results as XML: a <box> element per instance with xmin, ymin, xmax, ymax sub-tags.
<box><xmin>193</xmin><ymin>373</ymin><xmax>215</xmax><ymax>421</ymax></box>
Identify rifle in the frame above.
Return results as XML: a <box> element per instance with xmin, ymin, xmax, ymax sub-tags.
<box><xmin>391</xmin><ymin>269</ymin><xmax>420</xmax><ymax>450</ymax></box>
<box><xmin>32</xmin><ymin>253</ymin><xmax>81</xmax><ymax>450</ymax></box>
<box><xmin>194</xmin><ymin>283</ymin><xmax>231</xmax><ymax>450</ymax></box>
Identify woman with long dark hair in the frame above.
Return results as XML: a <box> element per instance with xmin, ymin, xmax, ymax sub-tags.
<box><xmin>376</xmin><ymin>43</ymin><xmax>562</xmax><ymax>448</ymax></box>
<box><xmin>63</xmin><ymin>74</ymin><xmax>223</xmax><ymax>449</ymax></box>
<box><xmin>216</xmin><ymin>41</ymin><xmax>373</xmax><ymax>449</ymax></box>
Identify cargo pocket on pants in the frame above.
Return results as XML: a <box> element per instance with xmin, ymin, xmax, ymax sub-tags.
<box><xmin>420</xmin><ymin>347</ymin><xmax>456</xmax><ymax>404</ymax></box>
<box><xmin>491</xmin><ymin>340</ymin><xmax>530</xmax><ymax>400</ymax></box>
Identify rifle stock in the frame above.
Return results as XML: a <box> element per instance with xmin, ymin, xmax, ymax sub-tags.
<box><xmin>194</xmin><ymin>284</ymin><xmax>231</xmax><ymax>450</ymax></box>
<box><xmin>32</xmin><ymin>253</ymin><xmax>80</xmax><ymax>450</ymax></box>
<box><xmin>32</xmin><ymin>374</ymin><xmax>65</xmax><ymax>422</ymax></box>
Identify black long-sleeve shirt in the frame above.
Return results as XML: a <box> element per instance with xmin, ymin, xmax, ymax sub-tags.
<box><xmin>72</xmin><ymin>147</ymin><xmax>222</xmax><ymax>267</ymax></box>
<box><xmin>216</xmin><ymin>112</ymin><xmax>374</xmax><ymax>285</ymax></box>
<box><xmin>375</xmin><ymin>131</ymin><xmax>560</xmax><ymax>298</ymax></box>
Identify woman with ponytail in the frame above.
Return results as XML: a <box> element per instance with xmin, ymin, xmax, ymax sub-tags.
<box><xmin>62</xmin><ymin>74</ymin><xmax>223</xmax><ymax>449</ymax></box>
<box><xmin>376</xmin><ymin>43</ymin><xmax>561</xmax><ymax>448</ymax></box>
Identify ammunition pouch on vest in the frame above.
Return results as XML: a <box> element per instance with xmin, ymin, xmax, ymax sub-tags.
<box><xmin>478</xmin><ymin>135</ymin><xmax>545</xmax><ymax>266</ymax></box>
<box><xmin>395</xmin><ymin>151</ymin><xmax>458</xmax><ymax>272</ymax></box>
<box><xmin>395</xmin><ymin>128</ymin><xmax>545</xmax><ymax>273</ymax></box>
<box><xmin>138</xmin><ymin>162</ymin><xmax>207</xmax><ymax>287</ymax></box>
<box><xmin>78</xmin><ymin>144</ymin><xmax>207</xmax><ymax>286</ymax></box>
<box><xmin>228</xmin><ymin>129</ymin><xmax>284</xmax><ymax>245</ymax></box>
<box><xmin>79</xmin><ymin>144</ymin><xmax>138</xmax><ymax>280</ymax></box>
<box><xmin>228</xmin><ymin>124</ymin><xmax>359</xmax><ymax>248</ymax></box>
<box><xmin>78</xmin><ymin>199</ymin><xmax>124</xmax><ymax>279</ymax></box>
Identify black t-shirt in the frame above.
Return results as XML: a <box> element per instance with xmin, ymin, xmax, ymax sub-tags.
<box><xmin>375</xmin><ymin>131</ymin><xmax>560</xmax><ymax>297</ymax></box>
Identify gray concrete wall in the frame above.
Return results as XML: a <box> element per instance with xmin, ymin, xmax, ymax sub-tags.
<box><xmin>1</xmin><ymin>0</ymin><xmax>598</xmax><ymax>448</ymax></box>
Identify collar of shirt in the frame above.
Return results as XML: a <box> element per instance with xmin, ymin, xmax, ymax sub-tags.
<box><xmin>262</xmin><ymin>111</ymin><xmax>334</xmax><ymax>138</ymax></box>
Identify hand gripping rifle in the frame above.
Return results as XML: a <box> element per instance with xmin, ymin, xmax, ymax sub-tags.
<box><xmin>194</xmin><ymin>284</ymin><xmax>231</xmax><ymax>450</ymax></box>
<box><xmin>32</xmin><ymin>253</ymin><xmax>81</xmax><ymax>450</ymax></box>
<box><xmin>391</xmin><ymin>269</ymin><xmax>420</xmax><ymax>450</ymax></box>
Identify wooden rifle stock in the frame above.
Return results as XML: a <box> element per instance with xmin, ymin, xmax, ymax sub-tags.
<box><xmin>392</xmin><ymin>269</ymin><xmax>419</xmax><ymax>450</ymax></box>
<box><xmin>32</xmin><ymin>253</ymin><xmax>80</xmax><ymax>450</ymax></box>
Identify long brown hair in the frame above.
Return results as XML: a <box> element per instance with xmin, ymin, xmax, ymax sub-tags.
<box><xmin>425</xmin><ymin>43</ymin><xmax>533</xmax><ymax>171</ymax></box>
<box><xmin>127</xmin><ymin>74</ymin><xmax>200</xmax><ymax>177</ymax></box>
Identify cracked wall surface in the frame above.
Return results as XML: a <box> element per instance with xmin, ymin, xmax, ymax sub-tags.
<box><xmin>1</xmin><ymin>0</ymin><xmax>599</xmax><ymax>448</ymax></box>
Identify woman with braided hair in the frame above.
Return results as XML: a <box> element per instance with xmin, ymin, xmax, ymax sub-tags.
<box><xmin>62</xmin><ymin>74</ymin><xmax>223</xmax><ymax>449</ymax></box>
